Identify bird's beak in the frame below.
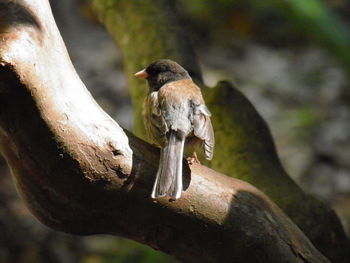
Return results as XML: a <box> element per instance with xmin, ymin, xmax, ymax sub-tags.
<box><xmin>134</xmin><ymin>69</ymin><xmax>148</xmax><ymax>79</ymax></box>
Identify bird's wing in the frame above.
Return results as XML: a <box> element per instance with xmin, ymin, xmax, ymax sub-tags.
<box><xmin>192</xmin><ymin>103</ymin><xmax>215</xmax><ymax>160</ymax></box>
<box><xmin>158</xmin><ymin>79</ymin><xmax>215</xmax><ymax>159</ymax></box>
<box><xmin>143</xmin><ymin>91</ymin><xmax>168</xmax><ymax>146</ymax></box>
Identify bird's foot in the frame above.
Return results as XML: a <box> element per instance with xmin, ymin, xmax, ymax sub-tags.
<box><xmin>187</xmin><ymin>152</ymin><xmax>200</xmax><ymax>165</ymax></box>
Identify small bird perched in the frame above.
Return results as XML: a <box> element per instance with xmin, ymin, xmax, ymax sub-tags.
<box><xmin>135</xmin><ymin>59</ymin><xmax>214</xmax><ymax>200</ymax></box>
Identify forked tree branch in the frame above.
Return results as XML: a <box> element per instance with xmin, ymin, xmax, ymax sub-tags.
<box><xmin>0</xmin><ymin>0</ymin><xmax>331</xmax><ymax>262</ymax></box>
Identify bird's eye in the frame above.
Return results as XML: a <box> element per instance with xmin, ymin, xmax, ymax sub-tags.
<box><xmin>147</xmin><ymin>67</ymin><xmax>157</xmax><ymax>76</ymax></box>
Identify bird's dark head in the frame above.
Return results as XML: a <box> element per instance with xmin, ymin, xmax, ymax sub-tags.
<box><xmin>135</xmin><ymin>59</ymin><xmax>191</xmax><ymax>91</ymax></box>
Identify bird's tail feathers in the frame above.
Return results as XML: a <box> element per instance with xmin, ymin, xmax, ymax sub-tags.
<box><xmin>151</xmin><ymin>130</ymin><xmax>184</xmax><ymax>200</ymax></box>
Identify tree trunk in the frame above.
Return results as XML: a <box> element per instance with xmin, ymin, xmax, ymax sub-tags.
<box><xmin>0</xmin><ymin>0</ymin><xmax>341</xmax><ymax>262</ymax></box>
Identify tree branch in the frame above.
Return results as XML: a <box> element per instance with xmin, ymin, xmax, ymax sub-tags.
<box><xmin>91</xmin><ymin>1</ymin><xmax>350</xmax><ymax>262</ymax></box>
<box><xmin>0</xmin><ymin>0</ymin><xmax>334</xmax><ymax>262</ymax></box>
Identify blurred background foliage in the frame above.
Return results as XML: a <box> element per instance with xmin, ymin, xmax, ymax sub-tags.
<box><xmin>0</xmin><ymin>0</ymin><xmax>350</xmax><ymax>262</ymax></box>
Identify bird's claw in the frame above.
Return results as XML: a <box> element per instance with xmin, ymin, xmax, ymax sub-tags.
<box><xmin>187</xmin><ymin>152</ymin><xmax>200</xmax><ymax>165</ymax></box>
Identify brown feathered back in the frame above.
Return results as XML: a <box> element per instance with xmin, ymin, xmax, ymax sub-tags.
<box><xmin>139</xmin><ymin>59</ymin><xmax>215</xmax><ymax>199</ymax></box>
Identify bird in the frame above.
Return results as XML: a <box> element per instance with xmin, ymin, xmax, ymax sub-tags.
<box><xmin>135</xmin><ymin>59</ymin><xmax>214</xmax><ymax>200</ymax></box>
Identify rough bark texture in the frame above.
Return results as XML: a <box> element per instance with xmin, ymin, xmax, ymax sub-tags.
<box><xmin>0</xmin><ymin>0</ymin><xmax>333</xmax><ymax>262</ymax></box>
<box><xmin>91</xmin><ymin>1</ymin><xmax>350</xmax><ymax>262</ymax></box>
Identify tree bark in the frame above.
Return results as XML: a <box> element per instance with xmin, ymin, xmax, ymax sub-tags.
<box><xmin>0</xmin><ymin>0</ymin><xmax>338</xmax><ymax>262</ymax></box>
<box><xmin>92</xmin><ymin>1</ymin><xmax>350</xmax><ymax>262</ymax></box>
